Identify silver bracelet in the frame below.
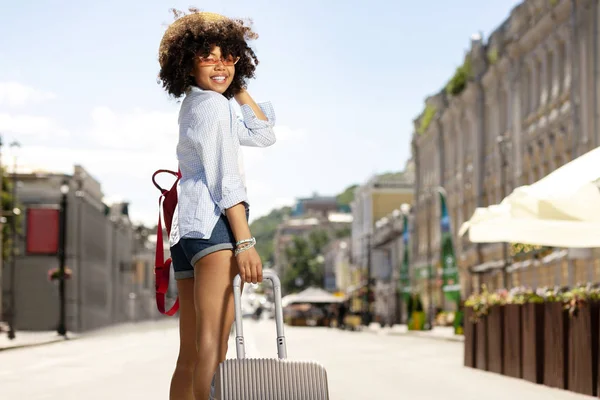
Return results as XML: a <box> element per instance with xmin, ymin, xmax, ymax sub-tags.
<box><xmin>236</xmin><ymin>237</ymin><xmax>256</xmax><ymax>247</ymax></box>
<box><xmin>234</xmin><ymin>242</ymin><xmax>255</xmax><ymax>256</ymax></box>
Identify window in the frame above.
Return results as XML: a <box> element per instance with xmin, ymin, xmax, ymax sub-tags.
<box><xmin>485</xmin><ymin>102</ymin><xmax>495</xmax><ymax>149</ymax></box>
<box><xmin>547</xmin><ymin>50</ymin><xmax>554</xmax><ymax>101</ymax></box>
<box><xmin>557</xmin><ymin>40</ymin><xmax>567</xmax><ymax>93</ymax></box>
<box><xmin>522</xmin><ymin>67</ymin><xmax>531</xmax><ymax>116</ymax></box>
<box><xmin>498</xmin><ymin>88</ymin><xmax>507</xmax><ymax>134</ymax></box>
<box><xmin>534</xmin><ymin>59</ymin><xmax>542</xmax><ymax>111</ymax></box>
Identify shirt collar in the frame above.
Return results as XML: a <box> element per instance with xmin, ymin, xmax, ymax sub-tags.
<box><xmin>187</xmin><ymin>85</ymin><xmax>204</xmax><ymax>94</ymax></box>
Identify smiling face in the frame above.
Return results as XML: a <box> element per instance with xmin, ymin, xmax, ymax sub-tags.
<box><xmin>191</xmin><ymin>45</ymin><xmax>239</xmax><ymax>94</ymax></box>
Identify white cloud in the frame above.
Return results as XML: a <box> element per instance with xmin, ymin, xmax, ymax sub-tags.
<box><xmin>0</xmin><ymin>82</ymin><xmax>56</xmax><ymax>107</ymax></box>
<box><xmin>0</xmin><ymin>113</ymin><xmax>70</xmax><ymax>138</ymax></box>
<box><xmin>89</xmin><ymin>106</ymin><xmax>177</xmax><ymax>150</ymax></box>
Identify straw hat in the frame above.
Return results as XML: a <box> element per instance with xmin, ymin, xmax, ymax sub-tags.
<box><xmin>158</xmin><ymin>11</ymin><xmax>230</xmax><ymax>68</ymax></box>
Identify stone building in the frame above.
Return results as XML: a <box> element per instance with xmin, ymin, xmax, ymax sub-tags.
<box><xmin>2</xmin><ymin>165</ymin><xmax>161</xmax><ymax>332</ymax></box>
<box><xmin>411</xmin><ymin>0</ymin><xmax>600</xmax><ymax>302</ymax></box>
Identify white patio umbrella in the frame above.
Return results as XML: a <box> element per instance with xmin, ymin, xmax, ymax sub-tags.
<box><xmin>459</xmin><ymin>146</ymin><xmax>600</xmax><ymax>248</ymax></box>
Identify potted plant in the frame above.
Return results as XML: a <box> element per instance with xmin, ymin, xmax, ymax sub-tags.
<box><xmin>515</xmin><ymin>287</ymin><xmax>545</xmax><ymax>384</ymax></box>
<box><xmin>563</xmin><ymin>284</ymin><xmax>600</xmax><ymax>396</ymax></box>
<box><xmin>47</xmin><ymin>267</ymin><xmax>73</xmax><ymax>283</ymax></box>
<box><xmin>486</xmin><ymin>288</ymin><xmax>508</xmax><ymax>375</ymax></box>
<box><xmin>540</xmin><ymin>286</ymin><xmax>570</xmax><ymax>391</ymax></box>
<box><xmin>407</xmin><ymin>292</ymin><xmax>426</xmax><ymax>331</ymax></box>
<box><xmin>500</xmin><ymin>286</ymin><xmax>527</xmax><ymax>379</ymax></box>
<box><xmin>464</xmin><ymin>285</ymin><xmax>494</xmax><ymax>371</ymax></box>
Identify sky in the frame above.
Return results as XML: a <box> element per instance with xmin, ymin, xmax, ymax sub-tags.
<box><xmin>0</xmin><ymin>0</ymin><xmax>522</xmax><ymax>226</ymax></box>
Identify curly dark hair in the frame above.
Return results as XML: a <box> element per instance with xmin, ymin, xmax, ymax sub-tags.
<box><xmin>158</xmin><ymin>8</ymin><xmax>259</xmax><ymax>99</ymax></box>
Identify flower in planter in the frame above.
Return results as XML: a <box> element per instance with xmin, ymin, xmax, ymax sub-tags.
<box><xmin>47</xmin><ymin>267</ymin><xmax>73</xmax><ymax>282</ymax></box>
<box><xmin>488</xmin><ymin>288</ymin><xmax>509</xmax><ymax>306</ymax></box>
<box><xmin>508</xmin><ymin>286</ymin><xmax>545</xmax><ymax>304</ymax></box>
<box><xmin>465</xmin><ymin>285</ymin><xmax>492</xmax><ymax>322</ymax></box>
<box><xmin>562</xmin><ymin>284</ymin><xmax>600</xmax><ymax>318</ymax></box>
<box><xmin>537</xmin><ymin>285</ymin><xmax>568</xmax><ymax>303</ymax></box>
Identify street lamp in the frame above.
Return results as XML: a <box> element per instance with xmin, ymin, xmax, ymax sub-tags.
<box><xmin>363</xmin><ymin>233</ymin><xmax>373</xmax><ymax>326</ymax></box>
<box><xmin>425</xmin><ymin>192</ymin><xmax>434</xmax><ymax>330</ymax></box>
<box><xmin>7</xmin><ymin>141</ymin><xmax>21</xmax><ymax>340</ymax></box>
<box><xmin>497</xmin><ymin>135</ymin><xmax>511</xmax><ymax>289</ymax></box>
<box><xmin>57</xmin><ymin>179</ymin><xmax>69</xmax><ymax>337</ymax></box>
<box><xmin>393</xmin><ymin>204</ymin><xmax>411</xmax><ymax>326</ymax></box>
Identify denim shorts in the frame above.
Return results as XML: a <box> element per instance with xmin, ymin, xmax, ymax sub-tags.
<box><xmin>170</xmin><ymin>211</ymin><xmax>248</xmax><ymax>280</ymax></box>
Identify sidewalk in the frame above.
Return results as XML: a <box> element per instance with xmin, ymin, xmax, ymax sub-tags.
<box><xmin>0</xmin><ymin>318</ymin><xmax>177</xmax><ymax>352</ymax></box>
<box><xmin>0</xmin><ymin>329</ymin><xmax>74</xmax><ymax>351</ymax></box>
<box><xmin>365</xmin><ymin>323</ymin><xmax>464</xmax><ymax>342</ymax></box>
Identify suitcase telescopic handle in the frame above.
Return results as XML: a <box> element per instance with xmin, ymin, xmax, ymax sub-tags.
<box><xmin>233</xmin><ymin>270</ymin><xmax>287</xmax><ymax>360</ymax></box>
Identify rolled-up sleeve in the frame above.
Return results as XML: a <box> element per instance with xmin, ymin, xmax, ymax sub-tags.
<box><xmin>188</xmin><ymin>95</ymin><xmax>248</xmax><ymax>213</ymax></box>
<box><xmin>235</xmin><ymin>101</ymin><xmax>277</xmax><ymax>147</ymax></box>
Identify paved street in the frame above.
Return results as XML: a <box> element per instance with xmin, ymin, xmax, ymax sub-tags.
<box><xmin>0</xmin><ymin>318</ymin><xmax>592</xmax><ymax>400</ymax></box>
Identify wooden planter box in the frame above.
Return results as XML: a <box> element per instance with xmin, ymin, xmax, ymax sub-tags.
<box><xmin>463</xmin><ymin>307</ymin><xmax>476</xmax><ymax>368</ymax></box>
<box><xmin>522</xmin><ymin>303</ymin><xmax>544</xmax><ymax>384</ymax></box>
<box><xmin>487</xmin><ymin>305</ymin><xmax>504</xmax><ymax>375</ymax></box>
<box><xmin>475</xmin><ymin>314</ymin><xmax>488</xmax><ymax>371</ymax></box>
<box><xmin>543</xmin><ymin>301</ymin><xmax>569</xmax><ymax>390</ymax></box>
<box><xmin>567</xmin><ymin>301</ymin><xmax>599</xmax><ymax>396</ymax></box>
<box><xmin>503</xmin><ymin>304</ymin><xmax>522</xmax><ymax>379</ymax></box>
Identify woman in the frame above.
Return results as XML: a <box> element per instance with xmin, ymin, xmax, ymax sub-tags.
<box><xmin>158</xmin><ymin>9</ymin><xmax>276</xmax><ymax>400</ymax></box>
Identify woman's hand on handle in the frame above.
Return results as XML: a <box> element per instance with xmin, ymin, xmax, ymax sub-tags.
<box><xmin>236</xmin><ymin>247</ymin><xmax>263</xmax><ymax>284</ymax></box>
<box><xmin>225</xmin><ymin>202</ymin><xmax>263</xmax><ymax>284</ymax></box>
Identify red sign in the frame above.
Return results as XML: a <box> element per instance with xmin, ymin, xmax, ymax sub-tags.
<box><xmin>26</xmin><ymin>208</ymin><xmax>60</xmax><ymax>254</ymax></box>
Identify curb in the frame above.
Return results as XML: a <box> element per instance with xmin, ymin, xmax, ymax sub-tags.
<box><xmin>364</xmin><ymin>327</ymin><xmax>464</xmax><ymax>343</ymax></box>
<box><xmin>0</xmin><ymin>335</ymin><xmax>78</xmax><ymax>353</ymax></box>
<box><xmin>387</xmin><ymin>331</ymin><xmax>465</xmax><ymax>343</ymax></box>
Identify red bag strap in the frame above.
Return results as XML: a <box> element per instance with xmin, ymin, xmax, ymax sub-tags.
<box><xmin>154</xmin><ymin>193</ymin><xmax>179</xmax><ymax>316</ymax></box>
<box><xmin>152</xmin><ymin>169</ymin><xmax>180</xmax><ymax>193</ymax></box>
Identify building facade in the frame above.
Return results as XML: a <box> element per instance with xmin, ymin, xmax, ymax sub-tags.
<box><xmin>411</xmin><ymin>0</ymin><xmax>600</xmax><ymax>303</ymax></box>
<box><xmin>2</xmin><ymin>165</ymin><xmax>161</xmax><ymax>332</ymax></box>
<box><xmin>349</xmin><ymin>168</ymin><xmax>414</xmax><ymax>320</ymax></box>
<box><xmin>273</xmin><ymin>195</ymin><xmax>353</xmax><ymax>280</ymax></box>
<box><xmin>371</xmin><ymin>207</ymin><xmax>411</xmax><ymax>326</ymax></box>
<box><xmin>323</xmin><ymin>238</ymin><xmax>352</xmax><ymax>293</ymax></box>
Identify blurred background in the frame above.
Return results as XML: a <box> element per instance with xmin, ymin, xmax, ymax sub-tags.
<box><xmin>2</xmin><ymin>0</ymin><xmax>600</xmax><ymax>399</ymax></box>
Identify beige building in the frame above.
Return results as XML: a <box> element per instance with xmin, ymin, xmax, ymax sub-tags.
<box><xmin>349</xmin><ymin>167</ymin><xmax>414</xmax><ymax>308</ymax></box>
<box><xmin>411</xmin><ymin>0</ymin><xmax>600</xmax><ymax>302</ymax></box>
<box><xmin>323</xmin><ymin>238</ymin><xmax>352</xmax><ymax>292</ymax></box>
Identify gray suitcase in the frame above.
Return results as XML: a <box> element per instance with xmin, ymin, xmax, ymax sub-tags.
<box><xmin>211</xmin><ymin>270</ymin><xmax>330</xmax><ymax>399</ymax></box>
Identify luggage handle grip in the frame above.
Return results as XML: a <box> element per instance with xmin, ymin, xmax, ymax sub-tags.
<box><xmin>233</xmin><ymin>270</ymin><xmax>287</xmax><ymax>360</ymax></box>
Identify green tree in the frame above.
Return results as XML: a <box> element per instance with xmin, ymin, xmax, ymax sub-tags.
<box><xmin>1</xmin><ymin>169</ymin><xmax>22</xmax><ymax>261</ymax></box>
<box><xmin>249</xmin><ymin>206</ymin><xmax>291</xmax><ymax>265</ymax></box>
<box><xmin>334</xmin><ymin>226</ymin><xmax>351</xmax><ymax>239</ymax></box>
<box><xmin>282</xmin><ymin>230</ymin><xmax>330</xmax><ymax>293</ymax></box>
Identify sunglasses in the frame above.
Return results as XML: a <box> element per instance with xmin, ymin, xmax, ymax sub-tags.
<box><xmin>197</xmin><ymin>55</ymin><xmax>240</xmax><ymax>67</ymax></box>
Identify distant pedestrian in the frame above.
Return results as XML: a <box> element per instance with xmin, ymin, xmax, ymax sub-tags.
<box><xmin>157</xmin><ymin>9</ymin><xmax>276</xmax><ymax>400</ymax></box>
<box><xmin>337</xmin><ymin>301</ymin><xmax>348</xmax><ymax>328</ymax></box>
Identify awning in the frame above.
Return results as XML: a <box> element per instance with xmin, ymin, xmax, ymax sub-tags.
<box><xmin>460</xmin><ymin>146</ymin><xmax>600</xmax><ymax>248</ymax></box>
<box><xmin>282</xmin><ymin>287</ymin><xmax>344</xmax><ymax>306</ymax></box>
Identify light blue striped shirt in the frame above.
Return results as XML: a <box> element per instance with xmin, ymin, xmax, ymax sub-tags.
<box><xmin>169</xmin><ymin>86</ymin><xmax>276</xmax><ymax>245</ymax></box>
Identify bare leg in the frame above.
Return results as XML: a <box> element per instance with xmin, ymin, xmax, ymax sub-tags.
<box><xmin>192</xmin><ymin>250</ymin><xmax>239</xmax><ymax>400</ymax></box>
<box><xmin>169</xmin><ymin>278</ymin><xmax>196</xmax><ymax>400</ymax></box>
